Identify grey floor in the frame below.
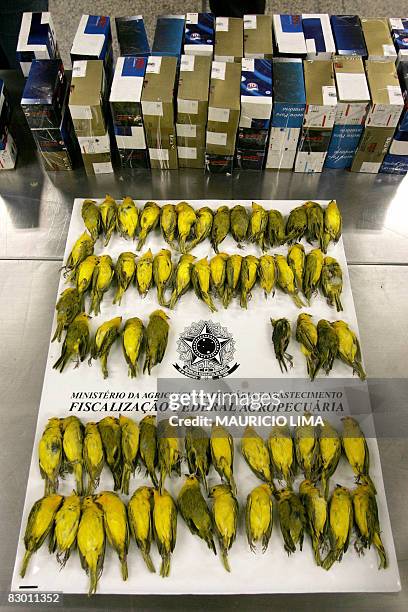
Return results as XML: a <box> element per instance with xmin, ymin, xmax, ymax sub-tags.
<box><xmin>49</xmin><ymin>0</ymin><xmax>408</xmax><ymax>66</ymax></box>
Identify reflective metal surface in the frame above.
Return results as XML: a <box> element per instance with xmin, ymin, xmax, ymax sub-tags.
<box><xmin>0</xmin><ymin>69</ymin><xmax>407</xmax><ymax>611</ymax></box>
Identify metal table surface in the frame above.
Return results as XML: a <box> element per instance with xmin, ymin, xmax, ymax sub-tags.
<box><xmin>0</xmin><ymin>70</ymin><xmax>407</xmax><ymax>611</ymax></box>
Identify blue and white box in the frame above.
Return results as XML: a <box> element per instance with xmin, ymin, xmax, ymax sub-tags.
<box><xmin>273</xmin><ymin>15</ymin><xmax>307</xmax><ymax>56</ymax></box>
<box><xmin>381</xmin><ymin>62</ymin><xmax>408</xmax><ymax>173</ymax></box>
<box><xmin>389</xmin><ymin>20</ymin><xmax>408</xmax><ymax>61</ymax></box>
<box><xmin>325</xmin><ymin>124</ymin><xmax>364</xmax><ymax>169</ymax></box>
<box><xmin>16</xmin><ymin>12</ymin><xmax>59</xmax><ymax>77</ymax></box>
<box><xmin>239</xmin><ymin>58</ymin><xmax>273</xmax><ymax>129</ymax></box>
<box><xmin>330</xmin><ymin>15</ymin><xmax>367</xmax><ymax>57</ymax></box>
<box><xmin>152</xmin><ymin>15</ymin><xmax>185</xmax><ymax>58</ymax></box>
<box><xmin>302</xmin><ymin>14</ymin><xmax>335</xmax><ymax>60</ymax></box>
<box><xmin>333</xmin><ymin>56</ymin><xmax>370</xmax><ymax>126</ymax></box>
<box><xmin>71</xmin><ymin>15</ymin><xmax>113</xmax><ymax>80</ymax></box>
<box><xmin>184</xmin><ymin>13</ymin><xmax>214</xmax><ymax>56</ymax></box>
<box><xmin>0</xmin><ymin>79</ymin><xmax>11</xmax><ymax>143</ymax></box>
<box><xmin>266</xmin><ymin>58</ymin><xmax>306</xmax><ymax>169</ymax></box>
<box><xmin>115</xmin><ymin>16</ymin><xmax>150</xmax><ymax>57</ymax></box>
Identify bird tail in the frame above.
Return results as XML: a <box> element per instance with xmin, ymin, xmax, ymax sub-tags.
<box><xmin>136</xmin><ymin>232</ymin><xmax>147</xmax><ymax>252</ymax></box>
<box><xmin>312</xmin><ymin>539</ymin><xmax>322</xmax><ymax>566</ymax></box>
<box><xmin>198</xmin><ymin>467</ymin><xmax>209</xmax><ymax>495</ymax></box>
<box><xmin>169</xmin><ymin>289</ymin><xmax>179</xmax><ymax>309</ymax></box>
<box><xmin>51</xmin><ymin>322</ymin><xmax>63</xmax><ymax>343</ymax></box>
<box><xmin>373</xmin><ymin>533</ymin><xmax>388</xmax><ymax>569</ymax></box>
<box><xmin>222</xmin><ymin>288</ymin><xmax>232</xmax><ymax>309</ymax></box>
<box><xmin>89</xmin><ymin>568</ymin><xmax>98</xmax><ymax>596</ymax></box>
<box><xmin>353</xmin><ymin>361</ymin><xmax>367</xmax><ymax>381</ymax></box>
<box><xmin>360</xmin><ymin>473</ymin><xmax>376</xmax><ymax>494</ymax></box>
<box><xmin>143</xmin><ymin>355</ymin><xmax>152</xmax><ymax>375</ymax></box>
<box><xmin>207</xmin><ymin>534</ymin><xmax>217</xmax><ymax>555</ymax></box>
<box><xmin>120</xmin><ymin>556</ymin><xmax>128</xmax><ymax>581</ymax></box>
<box><xmin>160</xmin><ymin>553</ymin><xmax>171</xmax><ymax>577</ymax></box>
<box><xmin>321</xmin><ymin>549</ymin><xmax>339</xmax><ymax>571</ymax></box>
<box><xmin>53</xmin><ymin>349</ymin><xmax>68</xmax><ymax>373</ymax></box>
<box><xmin>226</xmin><ymin>471</ymin><xmax>237</xmax><ymax>497</ymax></box>
<box><xmin>121</xmin><ymin>465</ymin><xmax>131</xmax><ymax>496</ymax></box>
<box><xmin>335</xmin><ymin>295</ymin><xmax>343</xmax><ymax>312</ymax></box>
<box><xmin>20</xmin><ymin>550</ymin><xmax>32</xmax><ymax>578</ymax></box>
<box><xmin>203</xmin><ymin>292</ymin><xmax>217</xmax><ymax>313</ymax></box>
<box><xmin>292</xmin><ymin>292</ymin><xmax>305</xmax><ymax>308</ymax></box>
<box><xmin>220</xmin><ymin>547</ymin><xmax>230</xmax><ymax>572</ymax></box>
<box><xmin>141</xmin><ymin>549</ymin><xmax>155</xmax><ymax>573</ymax></box>
<box><xmin>113</xmin><ymin>286</ymin><xmax>124</xmax><ymax>305</ymax></box>
<box><xmin>74</xmin><ymin>464</ymin><xmax>83</xmax><ymax>496</ymax></box>
<box><xmin>159</xmin><ymin>468</ymin><xmax>166</xmax><ymax>494</ymax></box>
<box><xmin>148</xmin><ymin>467</ymin><xmax>158</xmax><ymax>488</ymax></box>
<box><xmin>240</xmin><ymin>290</ymin><xmax>248</xmax><ymax>309</ymax></box>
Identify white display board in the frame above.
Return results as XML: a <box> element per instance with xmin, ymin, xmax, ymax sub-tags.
<box><xmin>11</xmin><ymin>200</ymin><xmax>401</xmax><ymax>594</ymax></box>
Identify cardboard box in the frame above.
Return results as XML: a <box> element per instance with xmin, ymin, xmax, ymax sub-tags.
<box><xmin>380</xmin><ymin>152</ymin><xmax>408</xmax><ymax>173</ymax></box>
<box><xmin>243</xmin><ymin>15</ymin><xmax>273</xmax><ymax>60</ymax></box>
<box><xmin>71</xmin><ymin>15</ymin><xmax>113</xmax><ymax>81</ymax></box>
<box><xmin>77</xmin><ymin>131</ymin><xmax>110</xmax><ymax>155</ymax></box>
<box><xmin>178</xmin><ymin>145</ymin><xmax>206</xmax><ymax>168</ymax></box>
<box><xmin>16</xmin><ymin>12</ymin><xmax>59</xmax><ymax>77</ymax></box>
<box><xmin>302</xmin><ymin>14</ymin><xmax>336</xmax><ymax>60</ymax></box>
<box><xmin>21</xmin><ymin>59</ymin><xmax>66</xmax><ymax>129</ymax></box>
<box><xmin>69</xmin><ymin>60</ymin><xmax>108</xmax><ymax>137</ymax></box>
<box><xmin>82</xmin><ymin>152</ymin><xmax>113</xmax><ymax>175</ymax></box>
<box><xmin>330</xmin><ymin>15</ymin><xmax>367</xmax><ymax>57</ymax></box>
<box><xmin>115</xmin><ymin>16</ymin><xmax>150</xmax><ymax>57</ymax></box>
<box><xmin>110</xmin><ymin>56</ymin><xmax>147</xmax><ymax>129</ymax></box>
<box><xmin>184</xmin><ymin>13</ymin><xmax>215</xmax><ymax>56</ymax></box>
<box><xmin>0</xmin><ymin>132</ymin><xmax>17</xmax><ymax>170</ymax></box>
<box><xmin>235</xmin><ymin>148</ymin><xmax>265</xmax><ymax>170</ymax></box>
<box><xmin>177</xmin><ymin>55</ymin><xmax>211</xmax><ymax>134</ymax></box>
<box><xmin>351</xmin><ymin>126</ymin><xmax>395</xmax><ymax>172</ymax></box>
<box><xmin>389</xmin><ymin>19</ymin><xmax>408</xmax><ymax>61</ymax></box>
<box><xmin>0</xmin><ymin>80</ymin><xmax>12</xmax><ymax>144</ymax></box>
<box><xmin>294</xmin><ymin>127</ymin><xmax>332</xmax><ymax>172</ymax></box>
<box><xmin>324</xmin><ymin>124</ymin><xmax>364</xmax><ymax>169</ymax></box>
<box><xmin>206</xmin><ymin>61</ymin><xmax>241</xmax><ymax>157</ymax></box>
<box><xmin>361</xmin><ymin>19</ymin><xmax>397</xmax><ymax>61</ymax></box>
<box><xmin>365</xmin><ymin>60</ymin><xmax>404</xmax><ymax>129</ymax></box>
<box><xmin>265</xmin><ymin>128</ymin><xmax>301</xmax><ymax>169</ymax></box>
<box><xmin>152</xmin><ymin>15</ymin><xmax>185</xmax><ymax>58</ymax></box>
<box><xmin>303</xmin><ymin>60</ymin><xmax>337</xmax><ymax>128</ymax></box>
<box><xmin>273</xmin><ymin>15</ymin><xmax>306</xmax><ymax>56</ymax></box>
<box><xmin>205</xmin><ymin>153</ymin><xmax>234</xmax><ymax>173</ymax></box>
<box><xmin>266</xmin><ymin>58</ymin><xmax>305</xmax><ymax>169</ymax></box>
<box><xmin>118</xmin><ymin>147</ymin><xmax>150</xmax><ymax>169</ymax></box>
<box><xmin>148</xmin><ymin>139</ymin><xmax>178</xmax><ymax>170</ymax></box>
<box><xmin>114</xmin><ymin>125</ymin><xmax>146</xmax><ymax>150</ymax></box>
<box><xmin>214</xmin><ymin>17</ymin><xmax>243</xmax><ymax>63</ymax></box>
<box><xmin>333</xmin><ymin>56</ymin><xmax>370</xmax><ymax>125</ymax></box>
<box><xmin>240</xmin><ymin>58</ymin><xmax>273</xmax><ymax>129</ymax></box>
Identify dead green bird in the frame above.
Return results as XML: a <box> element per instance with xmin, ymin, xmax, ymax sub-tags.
<box><xmin>116</xmin><ymin>196</ymin><xmax>138</xmax><ymax>240</ymax></box>
<box><xmin>211</xmin><ymin>206</ymin><xmax>230</xmax><ymax>253</ymax></box>
<box><xmin>157</xmin><ymin>418</ymin><xmax>181</xmax><ymax>493</ymax></box>
<box><xmin>160</xmin><ymin>203</ymin><xmax>177</xmax><ymax>246</ymax></box>
<box><xmin>90</xmin><ymin>254</ymin><xmax>114</xmax><ymax>315</ymax></box>
<box><xmin>64</xmin><ymin>232</ymin><xmax>94</xmax><ymax>282</ymax></box>
<box><xmin>245</xmin><ymin>484</ymin><xmax>274</xmax><ymax>552</ymax></box>
<box><xmin>62</xmin><ymin>416</ymin><xmax>84</xmax><ymax>495</ymax></box>
<box><xmin>210</xmin><ymin>484</ymin><xmax>238</xmax><ymax>572</ymax></box>
<box><xmin>38</xmin><ymin>418</ymin><xmax>62</xmax><ymax>495</ymax></box>
<box><xmin>258</xmin><ymin>254</ymin><xmax>276</xmax><ymax>298</ymax></box>
<box><xmin>143</xmin><ymin>310</ymin><xmax>170</xmax><ymax>374</ymax></box>
<box><xmin>53</xmin><ymin>313</ymin><xmax>90</xmax><ymax>372</ymax></box>
<box><xmin>210</xmin><ymin>252</ymin><xmax>229</xmax><ymax>299</ymax></box>
<box><xmin>268</xmin><ymin>209</ymin><xmax>286</xmax><ymax>247</ymax></box>
<box><xmin>98</xmin><ymin>416</ymin><xmax>122</xmax><ymax>491</ymax></box>
<box><xmin>223</xmin><ymin>254</ymin><xmax>242</xmax><ymax>308</ymax></box>
<box><xmin>295</xmin><ymin>313</ymin><xmax>319</xmax><ymax>381</ymax></box>
<box><xmin>304</xmin><ymin>201</ymin><xmax>325</xmax><ymax>248</ymax></box>
<box><xmin>210</xmin><ymin>425</ymin><xmax>236</xmax><ymax>495</ymax></box>
<box><xmin>177</xmin><ymin>475</ymin><xmax>216</xmax><ymax>554</ymax></box>
<box><xmin>321</xmin><ymin>256</ymin><xmax>343</xmax><ymax>312</ymax></box>
<box><xmin>315</xmin><ymin>319</ymin><xmax>339</xmax><ymax>377</ymax></box>
<box><xmin>287</xmin><ymin>243</ymin><xmax>305</xmax><ymax>292</ymax></box>
<box><xmin>187</xmin><ymin>206</ymin><xmax>213</xmax><ymax>251</ymax></box>
<box><xmin>136</xmin><ymin>248</ymin><xmax>154</xmax><ymax>297</ymax></box>
<box><xmin>90</xmin><ymin>316</ymin><xmax>122</xmax><ymax>378</ymax></box>
<box><xmin>99</xmin><ymin>194</ymin><xmax>117</xmax><ymax>246</ymax></box>
<box><xmin>119</xmin><ymin>415</ymin><xmax>139</xmax><ymax>496</ymax></box>
<box><xmin>275</xmin><ymin>254</ymin><xmax>304</xmax><ymax>308</ymax></box>
<box><xmin>239</xmin><ymin>254</ymin><xmax>258</xmax><ymax>309</ymax></box>
<box><xmin>268</xmin><ymin>425</ymin><xmax>296</xmax><ymax>487</ymax></box>
<box><xmin>81</xmin><ymin>199</ymin><xmax>101</xmax><ymax>242</ymax></box>
<box><xmin>299</xmin><ymin>480</ymin><xmax>328</xmax><ymax>566</ymax></box>
<box><xmin>185</xmin><ymin>425</ymin><xmax>211</xmax><ymax>494</ymax></box>
<box><xmin>76</xmin><ymin>255</ymin><xmax>99</xmax><ymax>307</ymax></box>
<box><xmin>153</xmin><ymin>249</ymin><xmax>173</xmax><ymax>307</ymax></box>
<box><xmin>276</xmin><ymin>489</ymin><xmax>306</xmax><ymax>554</ymax></box>
<box><xmin>271</xmin><ymin>318</ymin><xmax>293</xmax><ymax>373</ymax></box>
<box><xmin>295</xmin><ymin>419</ymin><xmax>320</xmax><ymax>481</ymax></box>
<box><xmin>191</xmin><ymin>257</ymin><xmax>217</xmax><ymax>312</ymax></box>
<box><xmin>248</xmin><ymin>202</ymin><xmax>269</xmax><ymax>251</ymax></box>
<box><xmin>127</xmin><ymin>486</ymin><xmax>155</xmax><ymax>573</ymax></box>
<box><xmin>352</xmin><ymin>479</ymin><xmax>387</xmax><ymax>569</ymax></box>
<box><xmin>52</xmin><ymin>288</ymin><xmax>82</xmax><ymax>343</ymax></box>
<box><xmin>137</xmin><ymin>201</ymin><xmax>161</xmax><ymax>251</ymax></box>
<box><xmin>285</xmin><ymin>204</ymin><xmax>307</xmax><ymax>245</ymax></box>
<box><xmin>139</xmin><ymin>414</ymin><xmax>158</xmax><ymax>487</ymax></box>
<box><xmin>113</xmin><ymin>252</ymin><xmax>136</xmax><ymax>305</ymax></box>
<box><xmin>49</xmin><ymin>493</ymin><xmax>81</xmax><ymax>567</ymax></box>
<box><xmin>230</xmin><ymin>204</ymin><xmax>249</xmax><ymax>247</ymax></box>
<box><xmin>303</xmin><ymin>248</ymin><xmax>324</xmax><ymax>303</ymax></box>
<box><xmin>241</xmin><ymin>426</ymin><xmax>273</xmax><ymax>485</ymax></box>
<box><xmin>319</xmin><ymin>419</ymin><xmax>342</xmax><ymax>499</ymax></box>
<box><xmin>169</xmin><ymin>254</ymin><xmax>195</xmax><ymax>308</ymax></box>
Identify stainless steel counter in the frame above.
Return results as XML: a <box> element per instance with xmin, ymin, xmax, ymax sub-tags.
<box><xmin>0</xmin><ymin>70</ymin><xmax>407</xmax><ymax>611</ymax></box>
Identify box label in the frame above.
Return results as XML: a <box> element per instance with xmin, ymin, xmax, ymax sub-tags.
<box><xmin>211</xmin><ymin>62</ymin><xmax>226</xmax><ymax>80</ymax></box>
<box><xmin>146</xmin><ymin>56</ymin><xmax>162</xmax><ymax>74</ymax></box>
<box><xmin>244</xmin><ymin>15</ymin><xmax>257</xmax><ymax>30</ymax></box>
<box><xmin>142</xmin><ymin>101</ymin><xmax>163</xmax><ymax>116</ymax></box>
<box><xmin>322</xmin><ymin>85</ymin><xmax>337</xmax><ymax>106</ymax></box>
<box><xmin>180</xmin><ymin>55</ymin><xmax>195</xmax><ymax>72</ymax></box>
<box><xmin>216</xmin><ymin>17</ymin><xmax>229</xmax><ymax>32</ymax></box>
<box><xmin>178</xmin><ymin>146</ymin><xmax>197</xmax><ymax>159</ymax></box>
<box><xmin>360</xmin><ymin>161</ymin><xmax>381</xmax><ymax>173</ymax></box>
<box><xmin>176</xmin><ymin>123</ymin><xmax>197</xmax><ymax>138</ymax></box>
<box><xmin>69</xmin><ymin>105</ymin><xmax>92</xmax><ymax>120</ymax></box>
<box><xmin>335</xmin><ymin>102</ymin><xmax>368</xmax><ymax>125</ymax></box>
<box><xmin>149</xmin><ymin>147</ymin><xmax>170</xmax><ymax>161</ymax></box>
<box><xmin>206</xmin><ymin>131</ymin><xmax>227</xmax><ymax>146</ymax></box>
<box><xmin>304</xmin><ymin>105</ymin><xmax>337</xmax><ymax>128</ymax></box>
<box><xmin>186</xmin><ymin>13</ymin><xmax>199</xmax><ymax>25</ymax></box>
<box><xmin>72</xmin><ymin>60</ymin><xmax>87</xmax><ymax>77</ymax></box>
<box><xmin>178</xmin><ymin>98</ymin><xmax>199</xmax><ymax>114</ymax></box>
<box><xmin>214</xmin><ymin>55</ymin><xmax>234</xmax><ymax>63</ymax></box>
<box><xmin>93</xmin><ymin>161</ymin><xmax>113</xmax><ymax>174</ymax></box>
<box><xmin>208</xmin><ymin>106</ymin><xmax>230</xmax><ymax>122</ymax></box>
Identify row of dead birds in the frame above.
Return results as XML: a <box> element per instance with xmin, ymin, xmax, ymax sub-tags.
<box><xmin>60</xmin><ymin>243</ymin><xmax>343</xmax><ymax>318</ymax></box>
<box><xmin>271</xmin><ymin>315</ymin><xmax>366</xmax><ymax>381</ymax></box>
<box><xmin>52</xmin><ymin>310</ymin><xmax>169</xmax><ymax>378</ymax></box>
<box><xmin>25</xmin><ymin>414</ymin><xmax>386</xmax><ymax>595</ymax></box>
<box><xmin>80</xmin><ymin>196</ymin><xmax>342</xmax><ymax>254</ymax></box>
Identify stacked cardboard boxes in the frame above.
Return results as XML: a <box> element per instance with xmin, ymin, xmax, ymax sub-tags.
<box><xmin>325</xmin><ymin>56</ymin><xmax>370</xmax><ymax>169</ymax></box>
<box><xmin>243</xmin><ymin>15</ymin><xmax>273</xmax><ymax>59</ymax></box>
<box><xmin>266</xmin><ymin>58</ymin><xmax>306</xmax><ymax>170</ymax></box>
<box><xmin>141</xmin><ymin>56</ymin><xmax>178</xmax><ymax>169</ymax></box>
<box><xmin>272</xmin><ymin>15</ymin><xmax>307</xmax><ymax>57</ymax></box>
<box><xmin>361</xmin><ymin>19</ymin><xmax>397</xmax><ymax>61</ymax></box>
<box><xmin>302</xmin><ymin>14</ymin><xmax>335</xmax><ymax>60</ymax></box>
<box><xmin>17</xmin><ymin>12</ymin><xmax>59</xmax><ymax>77</ymax></box>
<box><xmin>71</xmin><ymin>15</ymin><xmax>113</xmax><ymax>83</ymax></box>
<box><xmin>295</xmin><ymin>60</ymin><xmax>337</xmax><ymax>172</ymax></box>
<box><xmin>21</xmin><ymin>59</ymin><xmax>79</xmax><ymax>171</ymax></box>
<box><xmin>176</xmin><ymin>55</ymin><xmax>211</xmax><ymax>168</ymax></box>
<box><xmin>152</xmin><ymin>16</ymin><xmax>185</xmax><ymax>58</ymax></box>
<box><xmin>330</xmin><ymin>15</ymin><xmax>367</xmax><ymax>57</ymax></box>
<box><xmin>214</xmin><ymin>17</ymin><xmax>243</xmax><ymax>63</ymax></box>
<box><xmin>352</xmin><ymin>60</ymin><xmax>404</xmax><ymax>172</ymax></box>
<box><xmin>0</xmin><ymin>80</ymin><xmax>17</xmax><ymax>170</ymax></box>
<box><xmin>110</xmin><ymin>57</ymin><xmax>149</xmax><ymax>169</ymax></box>
<box><xmin>115</xmin><ymin>16</ymin><xmax>150</xmax><ymax>57</ymax></box>
<box><xmin>389</xmin><ymin>18</ymin><xmax>408</xmax><ymax>62</ymax></box>
<box><xmin>206</xmin><ymin>61</ymin><xmax>241</xmax><ymax>173</ymax></box>
<box><xmin>381</xmin><ymin>63</ymin><xmax>408</xmax><ymax>174</ymax></box>
<box><xmin>184</xmin><ymin>13</ymin><xmax>215</xmax><ymax>56</ymax></box>
<box><xmin>69</xmin><ymin>59</ymin><xmax>113</xmax><ymax>175</ymax></box>
<box><xmin>236</xmin><ymin>58</ymin><xmax>273</xmax><ymax>170</ymax></box>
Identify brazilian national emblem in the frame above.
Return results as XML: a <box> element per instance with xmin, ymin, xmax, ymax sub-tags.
<box><xmin>173</xmin><ymin>320</ymin><xmax>239</xmax><ymax>380</ymax></box>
